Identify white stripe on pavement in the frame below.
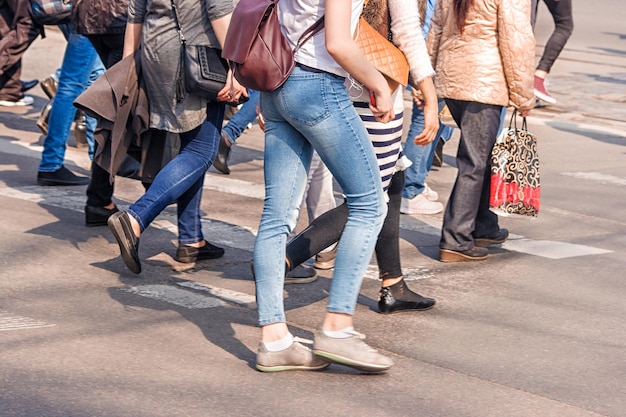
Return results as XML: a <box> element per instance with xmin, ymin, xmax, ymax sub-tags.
<box><xmin>121</xmin><ymin>285</ymin><xmax>225</xmax><ymax>309</ymax></box>
<box><xmin>0</xmin><ymin>310</ymin><xmax>55</xmax><ymax>332</ymax></box>
<box><xmin>0</xmin><ymin>180</ymin><xmax>614</xmax><ymax>261</ymax></box>
<box><xmin>562</xmin><ymin>172</ymin><xmax>626</xmax><ymax>186</ymax></box>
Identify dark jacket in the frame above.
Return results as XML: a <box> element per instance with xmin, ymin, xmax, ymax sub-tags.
<box><xmin>0</xmin><ymin>0</ymin><xmax>42</xmax><ymax>74</ymax></box>
<box><xmin>74</xmin><ymin>51</ymin><xmax>175</xmax><ymax>183</ymax></box>
<box><xmin>73</xmin><ymin>0</ymin><xmax>128</xmax><ymax>35</ymax></box>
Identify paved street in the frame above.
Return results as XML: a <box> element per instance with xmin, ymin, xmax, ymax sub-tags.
<box><xmin>1</xmin><ymin>2</ymin><xmax>625</xmax><ymax>416</ymax></box>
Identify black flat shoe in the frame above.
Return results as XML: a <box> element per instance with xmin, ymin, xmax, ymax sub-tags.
<box><xmin>213</xmin><ymin>134</ymin><xmax>231</xmax><ymax>175</ymax></box>
<box><xmin>107</xmin><ymin>211</ymin><xmax>141</xmax><ymax>274</ymax></box>
<box><xmin>474</xmin><ymin>228</ymin><xmax>509</xmax><ymax>247</ymax></box>
<box><xmin>21</xmin><ymin>79</ymin><xmax>39</xmax><ymax>92</ymax></box>
<box><xmin>440</xmin><ymin>247</ymin><xmax>488</xmax><ymax>262</ymax></box>
<box><xmin>176</xmin><ymin>240</ymin><xmax>225</xmax><ymax>263</ymax></box>
<box><xmin>378</xmin><ymin>279</ymin><xmax>436</xmax><ymax>314</ymax></box>
<box><xmin>85</xmin><ymin>204</ymin><xmax>119</xmax><ymax>227</ymax></box>
<box><xmin>37</xmin><ymin>165</ymin><xmax>90</xmax><ymax>186</ymax></box>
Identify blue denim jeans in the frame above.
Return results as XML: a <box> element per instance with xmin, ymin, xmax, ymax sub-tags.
<box><xmin>38</xmin><ymin>26</ymin><xmax>104</xmax><ymax>171</ymax></box>
<box><xmin>222</xmin><ymin>89</ymin><xmax>260</xmax><ymax>145</ymax></box>
<box><xmin>254</xmin><ymin>67</ymin><xmax>386</xmax><ymax>326</ymax></box>
<box><xmin>403</xmin><ymin>98</ymin><xmax>453</xmax><ymax>199</ymax></box>
<box><xmin>127</xmin><ymin>102</ymin><xmax>224</xmax><ymax>245</ymax></box>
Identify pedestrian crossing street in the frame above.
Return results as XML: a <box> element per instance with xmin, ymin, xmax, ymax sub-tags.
<box><xmin>0</xmin><ymin>171</ymin><xmax>614</xmax><ymax>315</ymax></box>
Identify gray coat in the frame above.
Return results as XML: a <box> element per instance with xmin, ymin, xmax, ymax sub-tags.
<box><xmin>127</xmin><ymin>0</ymin><xmax>233</xmax><ymax>133</ymax></box>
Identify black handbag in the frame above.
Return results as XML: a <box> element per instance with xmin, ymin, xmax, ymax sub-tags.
<box><xmin>28</xmin><ymin>0</ymin><xmax>72</xmax><ymax>25</ymax></box>
<box><xmin>183</xmin><ymin>44</ymin><xmax>228</xmax><ymax>102</ymax></box>
<box><xmin>171</xmin><ymin>0</ymin><xmax>247</xmax><ymax>106</ymax></box>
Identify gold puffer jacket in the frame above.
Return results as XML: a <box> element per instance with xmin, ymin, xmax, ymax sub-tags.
<box><xmin>428</xmin><ymin>0</ymin><xmax>536</xmax><ymax>110</ymax></box>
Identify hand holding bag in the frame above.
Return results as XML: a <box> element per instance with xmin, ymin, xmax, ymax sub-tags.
<box><xmin>489</xmin><ymin>110</ymin><xmax>541</xmax><ymax>218</ymax></box>
<box><xmin>171</xmin><ymin>0</ymin><xmax>247</xmax><ymax>106</ymax></box>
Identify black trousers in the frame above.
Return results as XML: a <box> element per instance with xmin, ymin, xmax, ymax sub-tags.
<box><xmin>440</xmin><ymin>99</ymin><xmax>502</xmax><ymax>251</ymax></box>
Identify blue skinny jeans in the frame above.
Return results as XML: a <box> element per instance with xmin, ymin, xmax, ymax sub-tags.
<box><xmin>254</xmin><ymin>66</ymin><xmax>386</xmax><ymax>326</ymax></box>
<box><xmin>127</xmin><ymin>102</ymin><xmax>224</xmax><ymax>245</ymax></box>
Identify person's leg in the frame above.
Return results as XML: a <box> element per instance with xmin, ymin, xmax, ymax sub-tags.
<box><xmin>176</xmin><ymin>106</ymin><xmax>224</xmax><ymax>245</ymax></box>
<box><xmin>214</xmin><ymin>89</ymin><xmax>261</xmax><ymax>175</ymax></box>
<box><xmin>221</xmin><ymin>89</ymin><xmax>260</xmax><ymax>144</ymax></box>
<box><xmin>128</xmin><ymin>102</ymin><xmax>224</xmax><ymax>233</ymax></box>
<box><xmin>401</xmin><ymin>99</ymin><xmax>444</xmax><ymax>214</ymax></box>
<box><xmin>440</xmin><ymin>99</ymin><xmax>502</xmax><ymax>258</ymax></box>
<box><xmin>255</xmin><ymin>68</ymin><xmax>386</xmax><ymax>328</ymax></box>
<box><xmin>376</xmin><ymin>170</ymin><xmax>435</xmax><ymax>313</ymax></box>
<box><xmin>0</xmin><ymin>62</ymin><xmax>24</xmax><ymax>102</ymax></box>
<box><xmin>537</xmin><ymin>0</ymin><xmax>573</xmax><ymax>74</ymax></box>
<box><xmin>403</xmin><ymin>101</ymin><xmax>432</xmax><ymax>199</ymax></box>
<box><xmin>38</xmin><ymin>30</ymin><xmax>100</xmax><ymax>173</ymax></box>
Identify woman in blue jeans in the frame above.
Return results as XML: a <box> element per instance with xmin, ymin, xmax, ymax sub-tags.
<box><xmin>107</xmin><ymin>0</ymin><xmax>245</xmax><ymax>273</ymax></box>
<box><xmin>253</xmin><ymin>0</ymin><xmax>395</xmax><ymax>373</ymax></box>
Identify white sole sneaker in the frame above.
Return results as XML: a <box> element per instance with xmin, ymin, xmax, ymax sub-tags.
<box><xmin>0</xmin><ymin>95</ymin><xmax>34</xmax><ymax>107</ymax></box>
<box><xmin>400</xmin><ymin>195</ymin><xmax>443</xmax><ymax>215</ymax></box>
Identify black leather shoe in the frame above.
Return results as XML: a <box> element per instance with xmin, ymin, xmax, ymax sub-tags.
<box><xmin>440</xmin><ymin>247</ymin><xmax>488</xmax><ymax>262</ymax></box>
<box><xmin>213</xmin><ymin>134</ymin><xmax>231</xmax><ymax>174</ymax></box>
<box><xmin>21</xmin><ymin>79</ymin><xmax>39</xmax><ymax>92</ymax></box>
<box><xmin>85</xmin><ymin>204</ymin><xmax>119</xmax><ymax>227</ymax></box>
<box><xmin>285</xmin><ymin>264</ymin><xmax>318</xmax><ymax>284</ymax></box>
<box><xmin>108</xmin><ymin>211</ymin><xmax>141</xmax><ymax>274</ymax></box>
<box><xmin>40</xmin><ymin>76</ymin><xmax>58</xmax><ymax>99</ymax></box>
<box><xmin>378</xmin><ymin>280</ymin><xmax>436</xmax><ymax>314</ymax></box>
<box><xmin>474</xmin><ymin>228</ymin><xmax>509</xmax><ymax>247</ymax></box>
<box><xmin>37</xmin><ymin>165</ymin><xmax>90</xmax><ymax>186</ymax></box>
<box><xmin>176</xmin><ymin>240</ymin><xmax>225</xmax><ymax>263</ymax></box>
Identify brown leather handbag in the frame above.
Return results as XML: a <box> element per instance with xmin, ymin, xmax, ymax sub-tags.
<box><xmin>354</xmin><ymin>16</ymin><xmax>409</xmax><ymax>92</ymax></box>
<box><xmin>222</xmin><ymin>0</ymin><xmax>323</xmax><ymax>92</ymax></box>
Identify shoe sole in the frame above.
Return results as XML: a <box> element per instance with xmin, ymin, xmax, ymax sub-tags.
<box><xmin>86</xmin><ymin>220</ymin><xmax>108</xmax><ymax>227</ymax></box>
<box><xmin>534</xmin><ymin>89</ymin><xmax>557</xmax><ymax>104</ymax></box>
<box><xmin>440</xmin><ymin>249</ymin><xmax>487</xmax><ymax>263</ymax></box>
<box><xmin>36</xmin><ymin>179</ymin><xmax>90</xmax><ymax>186</ymax></box>
<box><xmin>400</xmin><ymin>208</ymin><xmax>443</xmax><ymax>215</ymax></box>
<box><xmin>378</xmin><ymin>303</ymin><xmax>436</xmax><ymax>314</ymax></box>
<box><xmin>108</xmin><ymin>213</ymin><xmax>141</xmax><ymax>274</ymax></box>
<box><xmin>175</xmin><ymin>253</ymin><xmax>224</xmax><ymax>263</ymax></box>
<box><xmin>256</xmin><ymin>362</ymin><xmax>329</xmax><ymax>372</ymax></box>
<box><xmin>313</xmin><ymin>350</ymin><xmax>392</xmax><ymax>373</ymax></box>
<box><xmin>284</xmin><ymin>275</ymin><xmax>318</xmax><ymax>285</ymax></box>
<box><xmin>313</xmin><ymin>261</ymin><xmax>335</xmax><ymax>270</ymax></box>
<box><xmin>474</xmin><ymin>237</ymin><xmax>507</xmax><ymax>248</ymax></box>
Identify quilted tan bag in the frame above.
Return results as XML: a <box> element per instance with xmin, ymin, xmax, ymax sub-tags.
<box><xmin>354</xmin><ymin>16</ymin><xmax>409</xmax><ymax>92</ymax></box>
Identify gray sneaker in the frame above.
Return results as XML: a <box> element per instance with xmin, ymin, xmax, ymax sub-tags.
<box><xmin>256</xmin><ymin>337</ymin><xmax>329</xmax><ymax>372</ymax></box>
<box><xmin>313</xmin><ymin>328</ymin><xmax>394</xmax><ymax>372</ymax></box>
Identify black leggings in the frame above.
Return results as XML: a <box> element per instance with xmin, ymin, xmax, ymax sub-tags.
<box><xmin>285</xmin><ymin>170</ymin><xmax>405</xmax><ymax>280</ymax></box>
<box><xmin>532</xmin><ymin>0</ymin><xmax>573</xmax><ymax>74</ymax></box>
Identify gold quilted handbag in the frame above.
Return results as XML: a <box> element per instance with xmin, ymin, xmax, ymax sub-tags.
<box><xmin>354</xmin><ymin>16</ymin><xmax>409</xmax><ymax>92</ymax></box>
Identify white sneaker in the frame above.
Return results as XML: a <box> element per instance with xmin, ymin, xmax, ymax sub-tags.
<box><xmin>400</xmin><ymin>194</ymin><xmax>443</xmax><ymax>215</ymax></box>
<box><xmin>0</xmin><ymin>95</ymin><xmax>34</xmax><ymax>107</ymax></box>
<box><xmin>423</xmin><ymin>183</ymin><xmax>439</xmax><ymax>201</ymax></box>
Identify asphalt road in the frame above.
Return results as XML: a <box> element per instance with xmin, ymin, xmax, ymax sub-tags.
<box><xmin>1</xmin><ymin>3</ymin><xmax>625</xmax><ymax>416</ymax></box>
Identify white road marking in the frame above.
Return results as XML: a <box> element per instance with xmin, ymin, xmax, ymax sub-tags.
<box><xmin>502</xmin><ymin>239</ymin><xmax>611</xmax><ymax>259</ymax></box>
<box><xmin>176</xmin><ymin>281</ymin><xmax>256</xmax><ymax>307</ymax></box>
<box><xmin>121</xmin><ymin>285</ymin><xmax>225</xmax><ymax>309</ymax></box>
<box><xmin>562</xmin><ymin>172</ymin><xmax>626</xmax><ymax>186</ymax></box>
<box><xmin>0</xmin><ymin>311</ymin><xmax>55</xmax><ymax>331</ymax></box>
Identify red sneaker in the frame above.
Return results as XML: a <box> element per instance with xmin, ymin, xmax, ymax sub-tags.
<box><xmin>534</xmin><ymin>76</ymin><xmax>557</xmax><ymax>104</ymax></box>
